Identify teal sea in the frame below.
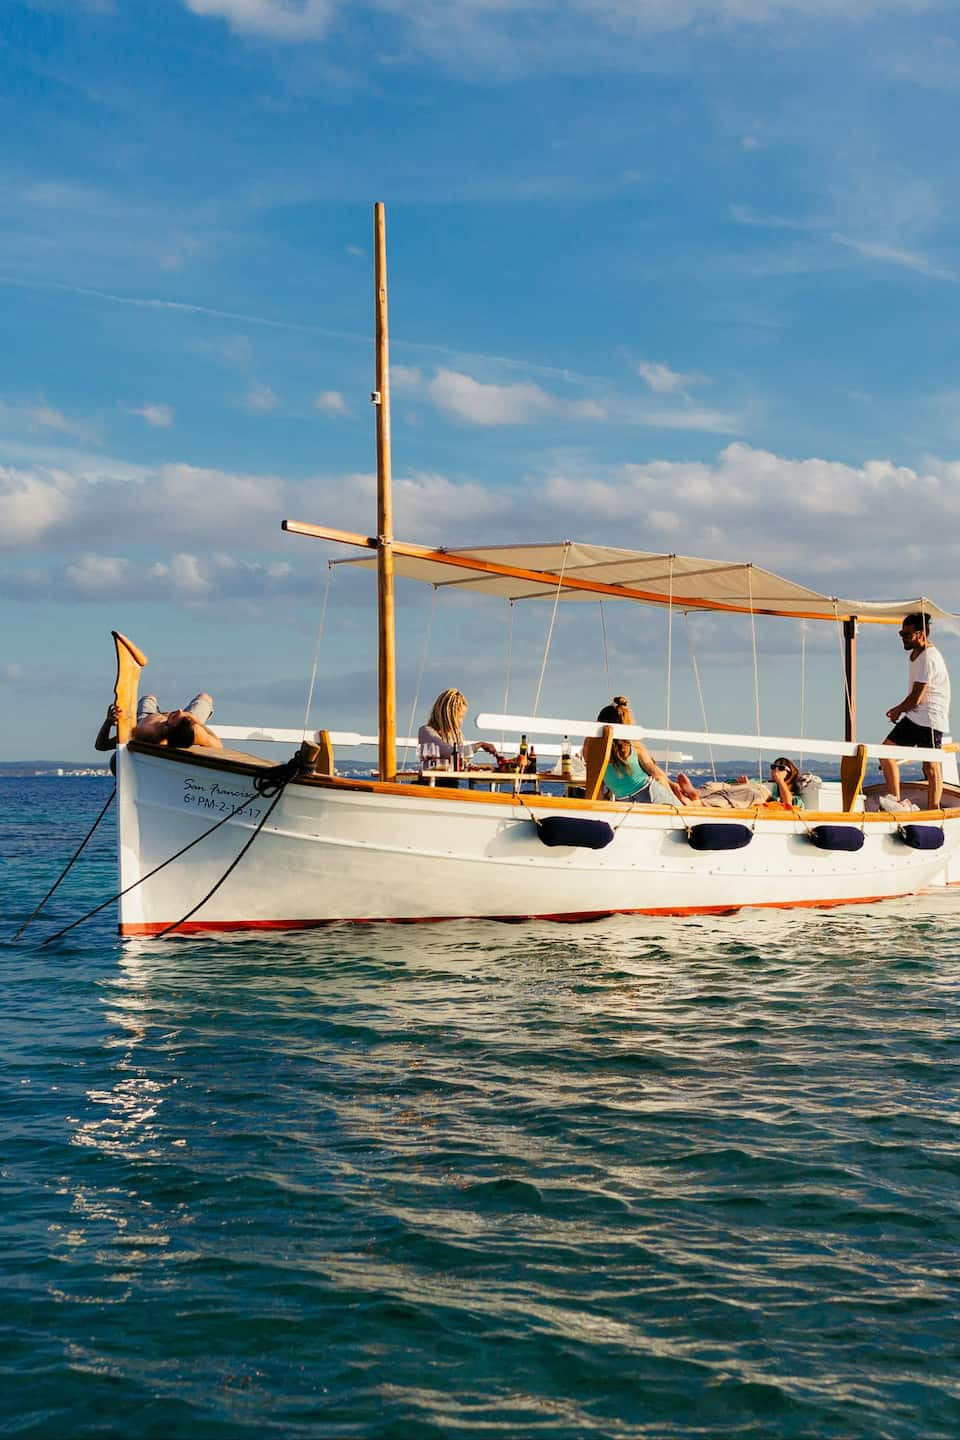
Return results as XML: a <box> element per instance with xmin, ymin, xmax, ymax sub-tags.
<box><xmin>3</xmin><ymin>777</ymin><xmax>960</xmax><ymax>1439</ymax></box>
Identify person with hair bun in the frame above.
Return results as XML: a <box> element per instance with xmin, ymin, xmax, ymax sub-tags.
<box><xmin>585</xmin><ymin>695</ymin><xmax>690</xmax><ymax>804</ymax></box>
<box><xmin>418</xmin><ymin>689</ymin><xmax>499</xmax><ymax>764</ymax></box>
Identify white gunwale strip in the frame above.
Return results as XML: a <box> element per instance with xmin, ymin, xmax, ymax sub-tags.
<box><xmin>475</xmin><ymin>712</ymin><xmax>949</xmax><ymax>765</ymax></box>
<box><xmin>213</xmin><ymin>726</ymin><xmax>691</xmax><ymax>763</ymax></box>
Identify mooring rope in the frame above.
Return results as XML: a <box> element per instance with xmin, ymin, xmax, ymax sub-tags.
<box><xmin>154</xmin><ymin>782</ymin><xmax>289</xmax><ymax>938</ymax></box>
<box><xmin>11</xmin><ymin>787</ymin><xmax>116</xmax><ymax>941</ymax></box>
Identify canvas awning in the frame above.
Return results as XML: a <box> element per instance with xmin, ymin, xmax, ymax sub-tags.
<box><xmin>320</xmin><ymin>536</ymin><xmax>953</xmax><ymax>624</ymax></box>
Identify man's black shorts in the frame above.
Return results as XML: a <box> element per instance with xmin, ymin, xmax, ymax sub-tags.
<box><xmin>886</xmin><ymin>716</ymin><xmax>943</xmax><ymax>749</ymax></box>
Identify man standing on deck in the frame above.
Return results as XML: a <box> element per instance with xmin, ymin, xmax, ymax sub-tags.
<box><xmin>880</xmin><ymin>613</ymin><xmax>951</xmax><ymax>811</ymax></box>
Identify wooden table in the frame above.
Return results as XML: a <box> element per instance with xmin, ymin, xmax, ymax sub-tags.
<box><xmin>394</xmin><ymin>769</ymin><xmax>540</xmax><ymax>791</ymax></box>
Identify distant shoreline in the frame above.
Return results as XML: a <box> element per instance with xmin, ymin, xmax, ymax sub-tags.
<box><xmin>0</xmin><ymin>763</ymin><xmax>111</xmax><ymax>777</ymax></box>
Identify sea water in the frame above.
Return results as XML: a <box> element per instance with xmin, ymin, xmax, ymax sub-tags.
<box><xmin>2</xmin><ymin>777</ymin><xmax>959</xmax><ymax>1439</ymax></box>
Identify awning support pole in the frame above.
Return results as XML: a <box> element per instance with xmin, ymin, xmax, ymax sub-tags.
<box><xmin>843</xmin><ymin>617</ymin><xmax>857</xmax><ymax>742</ymax></box>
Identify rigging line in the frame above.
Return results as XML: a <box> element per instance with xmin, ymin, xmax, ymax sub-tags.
<box><xmin>684</xmin><ymin>615</ymin><xmax>717</xmax><ymax>782</ymax></box>
<box><xmin>402</xmin><ymin>586</ymin><xmax>438</xmax><ymax>769</ymax></box>
<box><xmin>501</xmin><ymin>601</ymin><xmax>515</xmax><ymax>753</ymax></box>
<box><xmin>799</xmin><ymin>622</ymin><xmax>807</xmax><ymax>770</ymax></box>
<box><xmin>40</xmin><ymin>789</ymin><xmax>265</xmax><ymax>947</ymax></box>
<box><xmin>664</xmin><ymin>556</ymin><xmax>675</xmax><ymax>777</ymax></box>
<box><xmin>532</xmin><ymin>543</ymin><xmax>570</xmax><ymax>718</ymax></box>
<box><xmin>302</xmin><ymin>562</ymin><xmax>334</xmax><ymax>738</ymax></box>
<box><xmin>599</xmin><ymin>601</ymin><xmax>611</xmax><ymax>693</ymax></box>
<box><xmin>11</xmin><ymin>788</ymin><xmax>115</xmax><ymax>941</ymax></box>
<box><xmin>747</xmin><ymin>565</ymin><xmax>763</xmax><ymax>780</ymax></box>
<box><xmin>155</xmin><ymin>784</ymin><xmax>288</xmax><ymax>939</ymax></box>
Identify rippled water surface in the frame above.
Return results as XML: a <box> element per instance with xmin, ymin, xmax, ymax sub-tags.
<box><xmin>3</xmin><ymin>777</ymin><xmax>960</xmax><ymax>1439</ymax></box>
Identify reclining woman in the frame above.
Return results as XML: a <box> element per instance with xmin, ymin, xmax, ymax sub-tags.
<box><xmin>674</xmin><ymin>756</ymin><xmax>803</xmax><ymax>809</ymax></box>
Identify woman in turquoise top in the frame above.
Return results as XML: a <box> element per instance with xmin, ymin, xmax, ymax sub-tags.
<box><xmin>588</xmin><ymin>697</ymin><xmax>688</xmax><ymax>804</ymax></box>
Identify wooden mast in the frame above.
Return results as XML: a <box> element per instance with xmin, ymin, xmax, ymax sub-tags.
<box><xmin>374</xmin><ymin>202</ymin><xmax>397</xmax><ymax>782</ymax></box>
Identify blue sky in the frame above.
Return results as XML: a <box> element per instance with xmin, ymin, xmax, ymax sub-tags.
<box><xmin>3</xmin><ymin>0</ymin><xmax>960</xmax><ymax>760</ymax></box>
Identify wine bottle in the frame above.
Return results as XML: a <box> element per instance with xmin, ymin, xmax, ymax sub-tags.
<box><xmin>519</xmin><ymin>734</ymin><xmax>528</xmax><ymax>771</ymax></box>
<box><xmin>561</xmin><ymin>735</ymin><xmax>572</xmax><ymax>780</ymax></box>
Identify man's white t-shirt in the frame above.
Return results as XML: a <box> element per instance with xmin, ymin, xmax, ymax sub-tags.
<box><xmin>907</xmin><ymin>644</ymin><xmax>951</xmax><ymax>731</ymax></box>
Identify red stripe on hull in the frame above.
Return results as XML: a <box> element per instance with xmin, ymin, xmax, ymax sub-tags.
<box><xmin>118</xmin><ymin>891</ymin><xmax>914</xmax><ymax>935</ymax></box>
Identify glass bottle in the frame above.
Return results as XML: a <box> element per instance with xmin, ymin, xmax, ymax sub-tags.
<box><xmin>519</xmin><ymin>734</ymin><xmax>528</xmax><ymax>772</ymax></box>
<box><xmin>561</xmin><ymin>735</ymin><xmax>572</xmax><ymax>780</ymax></box>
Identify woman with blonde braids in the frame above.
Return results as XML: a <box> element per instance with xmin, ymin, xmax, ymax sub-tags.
<box><xmin>418</xmin><ymin>689</ymin><xmax>500</xmax><ymax>764</ymax></box>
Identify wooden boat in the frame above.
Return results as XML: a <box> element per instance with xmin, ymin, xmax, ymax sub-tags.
<box><xmin>110</xmin><ymin>206</ymin><xmax>960</xmax><ymax>936</ymax></box>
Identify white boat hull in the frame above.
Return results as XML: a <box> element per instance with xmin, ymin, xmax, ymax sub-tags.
<box><xmin>115</xmin><ymin>748</ymin><xmax>960</xmax><ymax>934</ymax></box>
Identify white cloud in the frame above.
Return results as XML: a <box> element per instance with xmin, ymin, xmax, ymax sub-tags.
<box><xmin>65</xmin><ymin>554</ymin><xmax>132</xmax><ymax>594</ymax></box>
<box><xmin>181</xmin><ymin>0</ymin><xmax>948</xmax><ymax>52</ymax></box>
<box><xmin>426</xmin><ymin>368</ymin><xmax>607</xmax><ymax>427</ymax></box>
<box><xmin>314</xmin><ymin>389</ymin><xmax>350</xmax><ymax>416</ymax></box>
<box><xmin>637</xmin><ymin>362</ymin><xmax>708</xmax><ymax>396</ymax></box>
<box><xmin>640</xmin><ymin>407</ymin><xmax>740</xmax><ymax>434</ymax></box>
<box><xmin>0</xmin><ymin>464</ymin><xmax>78</xmax><ymax>544</ymax></box>
<box><xmin>392</xmin><ymin>365</ymin><xmax>424</xmax><ymax>389</ymax></box>
<box><xmin>538</xmin><ymin>441</ymin><xmax>960</xmax><ymax>594</ymax></box>
<box><xmin>830</xmin><ymin>232</ymin><xmax>956</xmax><ymax>281</ymax></box>
<box><xmin>6</xmin><ymin>439</ymin><xmax>960</xmax><ymax>614</ymax></box>
<box><xmin>184</xmin><ymin>0</ymin><xmax>337</xmax><ymax>40</ymax></box>
<box><xmin>129</xmin><ymin>403</ymin><xmax>174</xmax><ymax>428</ymax></box>
<box><xmin>429</xmin><ymin>369</ymin><xmax>560</xmax><ymax>426</ymax></box>
<box><xmin>245</xmin><ymin>381</ymin><xmax>278</xmax><ymax>412</ymax></box>
<box><xmin>1</xmin><ymin>551</ymin><xmax>305</xmax><ymax>607</ymax></box>
<box><xmin>0</xmin><ymin>455</ymin><xmax>501</xmax><ymax>559</ymax></box>
<box><xmin>25</xmin><ymin>404</ymin><xmax>101</xmax><ymax>444</ymax></box>
<box><xmin>730</xmin><ymin>204</ymin><xmax>808</xmax><ymax>231</ymax></box>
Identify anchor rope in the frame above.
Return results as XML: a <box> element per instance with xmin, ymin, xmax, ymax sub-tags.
<box><xmin>154</xmin><ymin>782</ymin><xmax>289</xmax><ymax>939</ymax></box>
<box><xmin>11</xmin><ymin>787</ymin><xmax>116</xmax><ymax>941</ymax></box>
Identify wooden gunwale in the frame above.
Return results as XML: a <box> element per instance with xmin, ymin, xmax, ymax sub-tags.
<box><xmin>125</xmin><ymin>742</ymin><xmax>960</xmax><ymax>822</ymax></box>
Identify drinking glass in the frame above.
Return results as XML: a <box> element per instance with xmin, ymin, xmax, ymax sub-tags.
<box><xmin>419</xmin><ymin>741</ymin><xmax>438</xmax><ymax>772</ymax></box>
